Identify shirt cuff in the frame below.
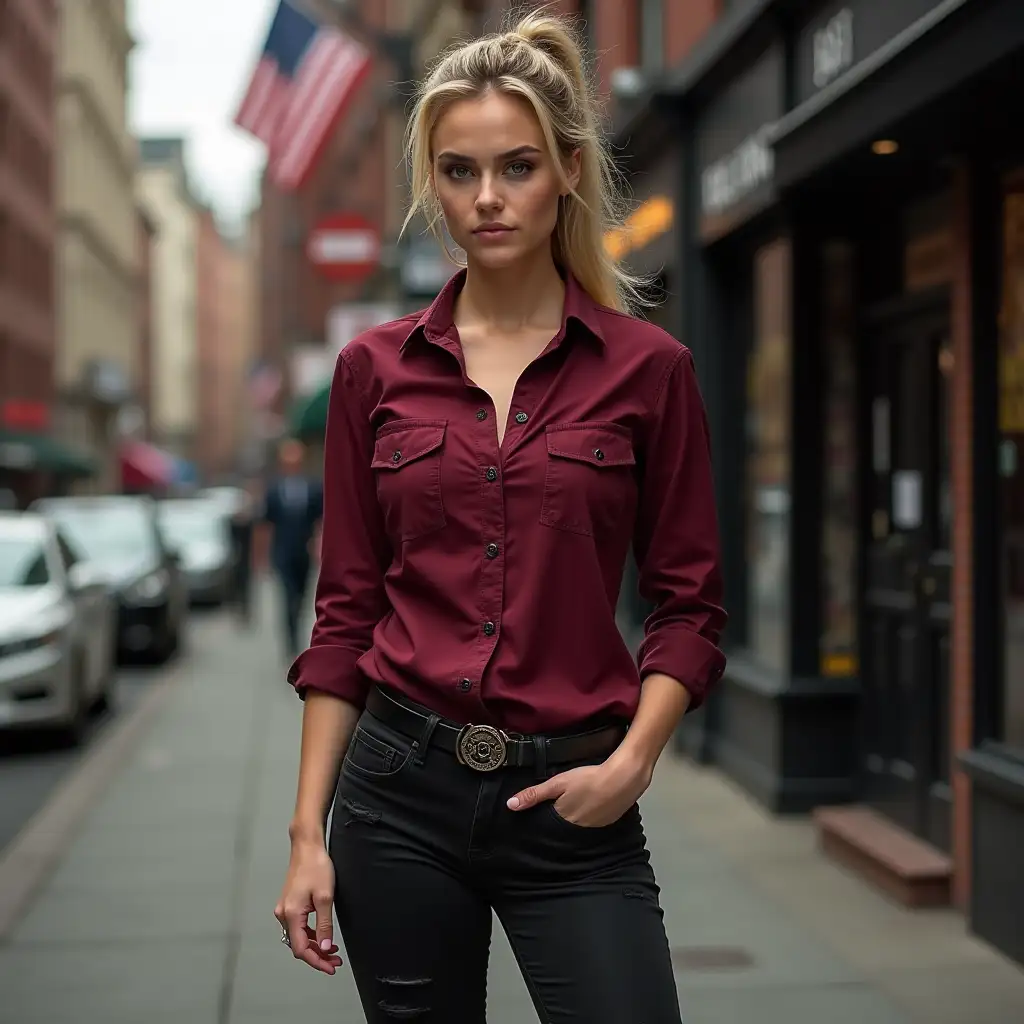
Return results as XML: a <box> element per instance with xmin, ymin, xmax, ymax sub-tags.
<box><xmin>637</xmin><ymin>627</ymin><xmax>726</xmax><ymax>712</ymax></box>
<box><xmin>286</xmin><ymin>644</ymin><xmax>371</xmax><ymax>707</ymax></box>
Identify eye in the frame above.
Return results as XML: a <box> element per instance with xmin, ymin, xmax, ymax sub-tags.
<box><xmin>444</xmin><ymin>165</ymin><xmax>472</xmax><ymax>180</ymax></box>
<box><xmin>506</xmin><ymin>161</ymin><xmax>533</xmax><ymax>176</ymax></box>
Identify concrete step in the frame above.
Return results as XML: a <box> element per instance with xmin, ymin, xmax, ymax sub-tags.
<box><xmin>814</xmin><ymin>805</ymin><xmax>953</xmax><ymax>909</ymax></box>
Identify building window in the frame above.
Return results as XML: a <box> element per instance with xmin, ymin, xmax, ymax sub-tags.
<box><xmin>638</xmin><ymin>0</ymin><xmax>663</xmax><ymax>74</ymax></box>
<box><xmin>746</xmin><ymin>238</ymin><xmax>792</xmax><ymax>673</ymax></box>
<box><xmin>820</xmin><ymin>241</ymin><xmax>859</xmax><ymax>678</ymax></box>
<box><xmin>999</xmin><ymin>172</ymin><xmax>1024</xmax><ymax>747</ymax></box>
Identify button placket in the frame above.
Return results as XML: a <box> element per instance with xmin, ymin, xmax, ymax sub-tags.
<box><xmin>468</xmin><ymin>399</ymin><xmax>506</xmax><ymax>697</ymax></box>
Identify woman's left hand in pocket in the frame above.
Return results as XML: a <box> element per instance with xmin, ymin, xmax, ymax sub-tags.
<box><xmin>506</xmin><ymin>750</ymin><xmax>653</xmax><ymax>827</ymax></box>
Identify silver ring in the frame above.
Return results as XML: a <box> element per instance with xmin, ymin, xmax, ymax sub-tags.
<box><xmin>280</xmin><ymin>928</ymin><xmax>292</xmax><ymax>948</ymax></box>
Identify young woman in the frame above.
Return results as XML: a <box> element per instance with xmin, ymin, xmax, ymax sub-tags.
<box><xmin>275</xmin><ymin>11</ymin><xmax>726</xmax><ymax>1023</ymax></box>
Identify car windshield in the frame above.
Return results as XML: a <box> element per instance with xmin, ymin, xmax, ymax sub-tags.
<box><xmin>158</xmin><ymin>505</ymin><xmax>225</xmax><ymax>548</ymax></box>
<box><xmin>0</xmin><ymin>536</ymin><xmax>51</xmax><ymax>587</ymax></box>
<box><xmin>46</xmin><ymin>504</ymin><xmax>155</xmax><ymax>566</ymax></box>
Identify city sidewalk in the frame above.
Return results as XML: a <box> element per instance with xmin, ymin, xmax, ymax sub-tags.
<box><xmin>0</xmin><ymin>588</ymin><xmax>1022</xmax><ymax>1023</ymax></box>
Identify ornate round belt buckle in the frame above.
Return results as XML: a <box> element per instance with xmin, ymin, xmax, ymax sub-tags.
<box><xmin>456</xmin><ymin>724</ymin><xmax>507</xmax><ymax>771</ymax></box>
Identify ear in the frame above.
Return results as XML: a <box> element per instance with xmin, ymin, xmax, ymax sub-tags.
<box><xmin>562</xmin><ymin>148</ymin><xmax>582</xmax><ymax>195</ymax></box>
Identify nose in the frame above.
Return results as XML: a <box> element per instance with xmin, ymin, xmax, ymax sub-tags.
<box><xmin>474</xmin><ymin>172</ymin><xmax>503</xmax><ymax>213</ymax></box>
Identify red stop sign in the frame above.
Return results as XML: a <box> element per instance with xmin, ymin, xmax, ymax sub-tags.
<box><xmin>307</xmin><ymin>212</ymin><xmax>381</xmax><ymax>283</ymax></box>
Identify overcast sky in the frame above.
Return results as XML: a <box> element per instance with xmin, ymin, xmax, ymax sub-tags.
<box><xmin>128</xmin><ymin>0</ymin><xmax>277</xmax><ymax>228</ymax></box>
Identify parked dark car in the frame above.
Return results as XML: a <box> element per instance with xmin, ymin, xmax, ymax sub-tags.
<box><xmin>32</xmin><ymin>496</ymin><xmax>188</xmax><ymax>663</ymax></box>
<box><xmin>157</xmin><ymin>498</ymin><xmax>235</xmax><ymax>606</ymax></box>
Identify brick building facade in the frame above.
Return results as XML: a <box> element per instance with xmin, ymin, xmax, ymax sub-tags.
<box><xmin>0</xmin><ymin>2</ymin><xmax>57</xmax><ymax>418</ymax></box>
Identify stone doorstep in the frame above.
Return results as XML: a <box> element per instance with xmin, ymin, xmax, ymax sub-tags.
<box><xmin>814</xmin><ymin>805</ymin><xmax>953</xmax><ymax>909</ymax></box>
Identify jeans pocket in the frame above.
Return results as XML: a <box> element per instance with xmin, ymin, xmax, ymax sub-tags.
<box><xmin>342</xmin><ymin>716</ymin><xmax>414</xmax><ymax>781</ymax></box>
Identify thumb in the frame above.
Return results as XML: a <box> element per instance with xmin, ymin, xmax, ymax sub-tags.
<box><xmin>313</xmin><ymin>890</ymin><xmax>334</xmax><ymax>953</ymax></box>
<box><xmin>507</xmin><ymin>775</ymin><xmax>567</xmax><ymax>811</ymax></box>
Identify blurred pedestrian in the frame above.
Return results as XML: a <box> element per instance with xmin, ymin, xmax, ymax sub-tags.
<box><xmin>228</xmin><ymin>480</ymin><xmax>258</xmax><ymax>626</ymax></box>
<box><xmin>275</xmin><ymin>11</ymin><xmax>726</xmax><ymax>1023</ymax></box>
<box><xmin>262</xmin><ymin>439</ymin><xmax>322</xmax><ymax>660</ymax></box>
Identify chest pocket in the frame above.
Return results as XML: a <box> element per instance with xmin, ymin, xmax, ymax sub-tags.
<box><xmin>540</xmin><ymin>422</ymin><xmax>636</xmax><ymax>538</ymax></box>
<box><xmin>371</xmin><ymin>419</ymin><xmax>447</xmax><ymax>541</ymax></box>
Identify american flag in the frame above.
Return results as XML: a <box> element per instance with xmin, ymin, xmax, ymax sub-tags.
<box><xmin>234</xmin><ymin>0</ymin><xmax>373</xmax><ymax>192</ymax></box>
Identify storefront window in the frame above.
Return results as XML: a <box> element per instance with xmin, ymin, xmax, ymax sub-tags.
<box><xmin>746</xmin><ymin>238</ymin><xmax>792</xmax><ymax>673</ymax></box>
<box><xmin>820</xmin><ymin>242</ymin><xmax>859</xmax><ymax>678</ymax></box>
<box><xmin>999</xmin><ymin>174</ymin><xmax>1024</xmax><ymax>747</ymax></box>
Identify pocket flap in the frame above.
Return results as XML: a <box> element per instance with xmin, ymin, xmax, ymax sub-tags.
<box><xmin>372</xmin><ymin>420</ymin><xmax>446</xmax><ymax>470</ymax></box>
<box><xmin>545</xmin><ymin>423</ymin><xmax>635</xmax><ymax>467</ymax></box>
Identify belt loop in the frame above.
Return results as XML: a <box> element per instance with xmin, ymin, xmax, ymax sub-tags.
<box><xmin>412</xmin><ymin>713</ymin><xmax>440</xmax><ymax>767</ymax></box>
<box><xmin>532</xmin><ymin>734</ymin><xmax>548</xmax><ymax>781</ymax></box>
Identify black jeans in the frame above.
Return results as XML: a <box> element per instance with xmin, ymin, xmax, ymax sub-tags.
<box><xmin>330</xmin><ymin>701</ymin><xmax>683</xmax><ymax>1023</ymax></box>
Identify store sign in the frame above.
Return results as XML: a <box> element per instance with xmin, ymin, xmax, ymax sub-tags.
<box><xmin>604</xmin><ymin>196</ymin><xmax>674</xmax><ymax>261</ymax></box>
<box><xmin>812</xmin><ymin>8</ymin><xmax>854</xmax><ymax>88</ymax></box>
<box><xmin>307</xmin><ymin>212</ymin><xmax>381</xmax><ymax>283</ymax></box>
<box><xmin>700</xmin><ymin>130</ymin><xmax>774</xmax><ymax>218</ymax></box>
<box><xmin>1</xmin><ymin>400</ymin><xmax>49</xmax><ymax>431</ymax></box>
<box><xmin>794</xmin><ymin>0</ymin><xmax>946</xmax><ymax>105</ymax></box>
<box><xmin>696</xmin><ymin>44</ymin><xmax>783</xmax><ymax>243</ymax></box>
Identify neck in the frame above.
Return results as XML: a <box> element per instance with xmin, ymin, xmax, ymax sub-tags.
<box><xmin>457</xmin><ymin>251</ymin><xmax>565</xmax><ymax>333</ymax></box>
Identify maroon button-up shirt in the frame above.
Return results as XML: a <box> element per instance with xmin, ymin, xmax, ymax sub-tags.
<box><xmin>288</xmin><ymin>270</ymin><xmax>727</xmax><ymax>733</ymax></box>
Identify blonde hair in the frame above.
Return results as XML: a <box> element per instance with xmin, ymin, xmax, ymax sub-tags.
<box><xmin>401</xmin><ymin>8</ymin><xmax>646</xmax><ymax>313</ymax></box>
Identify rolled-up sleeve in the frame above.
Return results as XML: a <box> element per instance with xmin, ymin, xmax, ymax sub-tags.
<box><xmin>633</xmin><ymin>348</ymin><xmax>727</xmax><ymax>711</ymax></box>
<box><xmin>286</xmin><ymin>351</ymin><xmax>391</xmax><ymax>705</ymax></box>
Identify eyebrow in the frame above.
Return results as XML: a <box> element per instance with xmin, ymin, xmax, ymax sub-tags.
<box><xmin>435</xmin><ymin>145</ymin><xmax>543</xmax><ymax>163</ymax></box>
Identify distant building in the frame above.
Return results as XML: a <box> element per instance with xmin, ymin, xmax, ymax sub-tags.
<box><xmin>136</xmin><ymin>137</ymin><xmax>200</xmax><ymax>461</ymax></box>
<box><xmin>0</xmin><ymin>1</ymin><xmax>63</xmax><ymax>507</ymax></box>
<box><xmin>54</xmin><ymin>0</ymin><xmax>139</xmax><ymax>492</ymax></box>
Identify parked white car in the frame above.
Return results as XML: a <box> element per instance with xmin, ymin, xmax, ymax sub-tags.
<box><xmin>0</xmin><ymin>512</ymin><xmax>116</xmax><ymax>744</ymax></box>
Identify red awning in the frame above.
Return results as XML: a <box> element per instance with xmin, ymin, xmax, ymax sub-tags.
<box><xmin>120</xmin><ymin>440</ymin><xmax>175</xmax><ymax>490</ymax></box>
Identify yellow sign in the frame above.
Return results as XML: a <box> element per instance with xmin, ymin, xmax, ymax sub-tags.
<box><xmin>821</xmin><ymin>653</ymin><xmax>858</xmax><ymax>678</ymax></box>
<box><xmin>604</xmin><ymin>195</ymin><xmax>674</xmax><ymax>261</ymax></box>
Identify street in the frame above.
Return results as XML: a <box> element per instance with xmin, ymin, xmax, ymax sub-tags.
<box><xmin>0</xmin><ymin>584</ymin><xmax>1022</xmax><ymax>1024</ymax></box>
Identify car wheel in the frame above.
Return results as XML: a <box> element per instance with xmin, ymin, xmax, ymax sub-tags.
<box><xmin>92</xmin><ymin>658</ymin><xmax>115</xmax><ymax>714</ymax></box>
<box><xmin>55</xmin><ymin>657</ymin><xmax>89</xmax><ymax>748</ymax></box>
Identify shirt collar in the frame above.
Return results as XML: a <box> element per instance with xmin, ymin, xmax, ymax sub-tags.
<box><xmin>400</xmin><ymin>268</ymin><xmax>606</xmax><ymax>352</ymax></box>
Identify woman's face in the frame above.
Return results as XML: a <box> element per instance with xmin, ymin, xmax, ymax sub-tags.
<box><xmin>431</xmin><ymin>90</ymin><xmax>580</xmax><ymax>271</ymax></box>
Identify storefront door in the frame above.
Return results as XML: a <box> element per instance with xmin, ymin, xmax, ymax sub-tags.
<box><xmin>862</xmin><ymin>287</ymin><xmax>953</xmax><ymax>851</ymax></box>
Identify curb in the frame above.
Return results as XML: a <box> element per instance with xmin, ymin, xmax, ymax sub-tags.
<box><xmin>0</xmin><ymin>666</ymin><xmax>178</xmax><ymax>942</ymax></box>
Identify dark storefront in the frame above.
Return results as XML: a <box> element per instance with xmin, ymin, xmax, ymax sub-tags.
<box><xmin>616</xmin><ymin>0</ymin><xmax>1024</xmax><ymax>966</ymax></box>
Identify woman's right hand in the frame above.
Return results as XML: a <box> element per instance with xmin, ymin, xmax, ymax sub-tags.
<box><xmin>274</xmin><ymin>840</ymin><xmax>343</xmax><ymax>975</ymax></box>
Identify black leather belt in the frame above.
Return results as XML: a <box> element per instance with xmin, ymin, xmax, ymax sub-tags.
<box><xmin>365</xmin><ymin>686</ymin><xmax>624</xmax><ymax>773</ymax></box>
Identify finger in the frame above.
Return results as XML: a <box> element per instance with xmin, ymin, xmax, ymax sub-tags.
<box><xmin>312</xmin><ymin>889</ymin><xmax>336</xmax><ymax>955</ymax></box>
<box><xmin>297</xmin><ymin>945</ymin><xmax>340</xmax><ymax>974</ymax></box>
<box><xmin>284</xmin><ymin>904</ymin><xmax>310</xmax><ymax>957</ymax></box>
<box><xmin>507</xmin><ymin>774</ymin><xmax>567</xmax><ymax>811</ymax></box>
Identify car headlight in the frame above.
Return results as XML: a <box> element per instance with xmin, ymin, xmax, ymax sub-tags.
<box><xmin>0</xmin><ymin>630</ymin><xmax>62</xmax><ymax>658</ymax></box>
<box><xmin>124</xmin><ymin>569</ymin><xmax>170</xmax><ymax>604</ymax></box>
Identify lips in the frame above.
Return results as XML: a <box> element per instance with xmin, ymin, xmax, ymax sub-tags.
<box><xmin>473</xmin><ymin>225</ymin><xmax>514</xmax><ymax>234</ymax></box>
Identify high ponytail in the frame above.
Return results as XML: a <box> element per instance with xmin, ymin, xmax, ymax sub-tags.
<box><xmin>401</xmin><ymin>7</ymin><xmax>648</xmax><ymax>313</ymax></box>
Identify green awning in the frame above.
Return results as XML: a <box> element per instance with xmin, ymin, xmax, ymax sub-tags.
<box><xmin>0</xmin><ymin>430</ymin><xmax>97</xmax><ymax>477</ymax></box>
<box><xmin>289</xmin><ymin>383</ymin><xmax>330</xmax><ymax>439</ymax></box>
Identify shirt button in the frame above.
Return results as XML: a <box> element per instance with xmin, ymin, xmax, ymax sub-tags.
<box><xmin>391</xmin><ymin>450</ymin><xmax>402</xmax><ymax>463</ymax></box>
<box><xmin>485</xmin><ymin>466</ymin><xmax>498</xmax><ymax>482</ymax></box>
<box><xmin>476</xmin><ymin>409</ymin><xmax>488</xmax><ymax>421</ymax></box>
<box><xmin>485</xmin><ymin>543</ymin><xmax>499</xmax><ymax>559</ymax></box>
<box><xmin>514</xmin><ymin>411</ymin><xmax>528</xmax><ymax>424</ymax></box>
<box><xmin>482</xmin><ymin>621</ymin><xmax>496</xmax><ymax>636</ymax></box>
<box><xmin>593</xmin><ymin>448</ymin><xmax>604</xmax><ymax>461</ymax></box>
<box><xmin>458</xmin><ymin>678</ymin><xmax>473</xmax><ymax>692</ymax></box>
